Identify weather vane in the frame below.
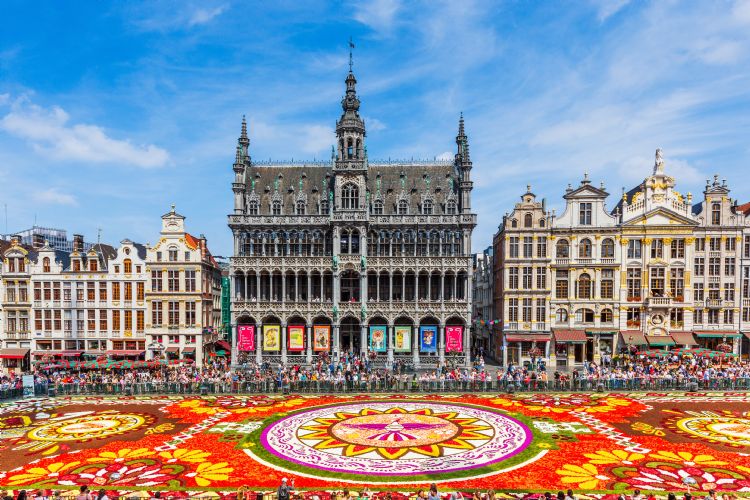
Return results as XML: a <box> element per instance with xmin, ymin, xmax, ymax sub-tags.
<box><xmin>349</xmin><ymin>37</ymin><xmax>355</xmax><ymax>72</ymax></box>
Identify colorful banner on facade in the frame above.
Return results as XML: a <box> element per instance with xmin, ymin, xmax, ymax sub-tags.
<box><xmin>419</xmin><ymin>325</ymin><xmax>438</xmax><ymax>353</ymax></box>
<box><xmin>237</xmin><ymin>325</ymin><xmax>255</xmax><ymax>352</ymax></box>
<box><xmin>369</xmin><ymin>325</ymin><xmax>387</xmax><ymax>353</ymax></box>
<box><xmin>445</xmin><ymin>326</ymin><xmax>463</xmax><ymax>352</ymax></box>
<box><xmin>263</xmin><ymin>325</ymin><xmax>280</xmax><ymax>351</ymax></box>
<box><xmin>313</xmin><ymin>325</ymin><xmax>331</xmax><ymax>352</ymax></box>
<box><xmin>288</xmin><ymin>325</ymin><xmax>305</xmax><ymax>351</ymax></box>
<box><xmin>394</xmin><ymin>326</ymin><xmax>411</xmax><ymax>352</ymax></box>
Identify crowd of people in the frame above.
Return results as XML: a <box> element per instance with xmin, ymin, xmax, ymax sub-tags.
<box><xmin>1</xmin><ymin>347</ymin><xmax>750</xmax><ymax>399</ymax></box>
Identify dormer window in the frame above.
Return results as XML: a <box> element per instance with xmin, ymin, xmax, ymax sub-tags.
<box><xmin>423</xmin><ymin>200</ymin><xmax>433</xmax><ymax>215</ymax></box>
<box><xmin>446</xmin><ymin>200</ymin><xmax>457</xmax><ymax>214</ymax></box>
<box><xmin>89</xmin><ymin>259</ymin><xmax>98</xmax><ymax>272</ymax></box>
<box><xmin>168</xmin><ymin>247</ymin><xmax>178</xmax><ymax>262</ymax></box>
<box><xmin>579</xmin><ymin>202</ymin><xmax>592</xmax><ymax>225</ymax></box>
<box><xmin>73</xmin><ymin>260</ymin><xmax>81</xmax><ymax>272</ymax></box>
<box><xmin>18</xmin><ymin>258</ymin><xmax>24</xmax><ymax>273</ymax></box>
<box><xmin>711</xmin><ymin>202</ymin><xmax>721</xmax><ymax>225</ymax></box>
<box><xmin>524</xmin><ymin>213</ymin><xmax>533</xmax><ymax>227</ymax></box>
<box><xmin>272</xmin><ymin>200</ymin><xmax>282</xmax><ymax>215</ymax></box>
<box><xmin>248</xmin><ymin>200</ymin><xmax>259</xmax><ymax>215</ymax></box>
<box><xmin>373</xmin><ymin>200</ymin><xmax>383</xmax><ymax>215</ymax></box>
<box><xmin>43</xmin><ymin>257</ymin><xmax>50</xmax><ymax>273</ymax></box>
<box><xmin>511</xmin><ymin>219</ymin><xmax>518</xmax><ymax>228</ymax></box>
<box><xmin>295</xmin><ymin>200</ymin><xmax>306</xmax><ymax>215</ymax></box>
<box><xmin>320</xmin><ymin>200</ymin><xmax>330</xmax><ymax>215</ymax></box>
<box><xmin>397</xmin><ymin>200</ymin><xmax>408</xmax><ymax>215</ymax></box>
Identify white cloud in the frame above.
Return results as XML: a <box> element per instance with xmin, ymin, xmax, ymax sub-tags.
<box><xmin>364</xmin><ymin>117</ymin><xmax>387</xmax><ymax>132</ymax></box>
<box><xmin>0</xmin><ymin>97</ymin><xmax>169</xmax><ymax>168</ymax></box>
<box><xmin>733</xmin><ymin>0</ymin><xmax>750</xmax><ymax>25</ymax></box>
<box><xmin>188</xmin><ymin>5</ymin><xmax>226</xmax><ymax>27</ymax></box>
<box><xmin>436</xmin><ymin>151</ymin><xmax>453</xmax><ymax>161</ymax></box>
<box><xmin>594</xmin><ymin>0</ymin><xmax>631</xmax><ymax>21</ymax></box>
<box><xmin>32</xmin><ymin>188</ymin><xmax>77</xmax><ymax>206</ymax></box>
<box><xmin>300</xmin><ymin>125</ymin><xmax>334</xmax><ymax>155</ymax></box>
<box><xmin>353</xmin><ymin>0</ymin><xmax>401</xmax><ymax>34</ymax></box>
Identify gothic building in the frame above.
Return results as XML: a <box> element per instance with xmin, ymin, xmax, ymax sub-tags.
<box><xmin>493</xmin><ymin>150</ymin><xmax>750</xmax><ymax>368</ymax></box>
<box><xmin>228</xmin><ymin>66</ymin><xmax>476</xmax><ymax>368</ymax></box>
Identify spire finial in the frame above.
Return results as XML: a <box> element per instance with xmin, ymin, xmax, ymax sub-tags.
<box><xmin>170</xmin><ymin>204</ymin><xmax>176</xmax><ymax>213</ymax></box>
<box><xmin>526</xmin><ymin>184</ymin><xmax>531</xmax><ymax>193</ymax></box>
<box><xmin>349</xmin><ymin>37</ymin><xmax>355</xmax><ymax>73</ymax></box>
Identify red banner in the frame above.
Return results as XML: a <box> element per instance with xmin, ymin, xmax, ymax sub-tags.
<box><xmin>237</xmin><ymin>325</ymin><xmax>255</xmax><ymax>352</ymax></box>
<box><xmin>445</xmin><ymin>326</ymin><xmax>463</xmax><ymax>353</ymax></box>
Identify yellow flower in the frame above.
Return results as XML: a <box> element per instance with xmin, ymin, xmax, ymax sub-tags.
<box><xmin>178</xmin><ymin>400</ymin><xmax>222</xmax><ymax>415</ymax></box>
<box><xmin>159</xmin><ymin>449</ymin><xmax>212</xmax><ymax>463</ymax></box>
<box><xmin>537</xmin><ymin>443</ymin><xmax>553</xmax><ymax>449</ymax></box>
<box><xmin>232</xmin><ymin>398</ymin><xmax>309</xmax><ymax>414</ymax></box>
<box><xmin>648</xmin><ymin>451</ymin><xmax>727</xmax><ymax>466</ymax></box>
<box><xmin>88</xmin><ymin>448</ymin><xmax>154</xmax><ymax>463</ymax></box>
<box><xmin>585</xmin><ymin>449</ymin><xmax>645</xmax><ymax>465</ymax></box>
<box><xmin>556</xmin><ymin>463</ymin><xmax>609</xmax><ymax>490</ymax></box>
<box><xmin>579</xmin><ymin>398</ymin><xmax>632</xmax><ymax>413</ymax></box>
<box><xmin>186</xmin><ymin>461</ymin><xmax>233</xmax><ymax>487</ymax></box>
<box><xmin>489</xmin><ymin>398</ymin><xmax>518</xmax><ymax>408</ymax></box>
<box><xmin>7</xmin><ymin>461</ymin><xmax>81</xmax><ymax>486</ymax></box>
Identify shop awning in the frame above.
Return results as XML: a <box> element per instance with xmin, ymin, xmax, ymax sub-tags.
<box><xmin>620</xmin><ymin>331</ymin><xmax>648</xmax><ymax>346</ymax></box>
<box><xmin>216</xmin><ymin>340</ymin><xmax>231</xmax><ymax>351</ymax></box>
<box><xmin>553</xmin><ymin>329</ymin><xmax>587</xmax><ymax>343</ymax></box>
<box><xmin>83</xmin><ymin>351</ymin><xmax>107</xmax><ymax>357</ymax></box>
<box><xmin>32</xmin><ymin>351</ymin><xmax>63</xmax><ymax>357</ymax></box>
<box><xmin>670</xmin><ymin>332</ymin><xmax>698</xmax><ymax>346</ymax></box>
<box><xmin>646</xmin><ymin>335</ymin><xmax>676</xmax><ymax>347</ymax></box>
<box><xmin>165</xmin><ymin>347</ymin><xmax>180</xmax><ymax>353</ymax></box>
<box><xmin>0</xmin><ymin>348</ymin><xmax>30</xmax><ymax>359</ymax></box>
<box><xmin>694</xmin><ymin>331</ymin><xmax>742</xmax><ymax>338</ymax></box>
<box><xmin>504</xmin><ymin>334</ymin><xmax>551</xmax><ymax>342</ymax></box>
<box><xmin>61</xmin><ymin>351</ymin><xmax>83</xmax><ymax>357</ymax></box>
<box><xmin>586</xmin><ymin>330</ymin><xmax>617</xmax><ymax>336</ymax></box>
<box><xmin>106</xmin><ymin>350</ymin><xmax>145</xmax><ymax>357</ymax></box>
<box><xmin>182</xmin><ymin>347</ymin><xmax>196</xmax><ymax>353</ymax></box>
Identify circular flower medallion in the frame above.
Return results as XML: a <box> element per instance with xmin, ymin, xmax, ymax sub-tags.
<box><xmin>675</xmin><ymin>416</ymin><xmax>750</xmax><ymax>447</ymax></box>
<box><xmin>28</xmin><ymin>414</ymin><xmax>148</xmax><ymax>442</ymax></box>
<box><xmin>252</xmin><ymin>401</ymin><xmax>536</xmax><ymax>482</ymax></box>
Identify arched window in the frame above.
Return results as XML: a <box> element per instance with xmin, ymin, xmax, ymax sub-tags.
<box><xmin>556</xmin><ymin>240</ymin><xmax>570</xmax><ymax>258</ymax></box>
<box><xmin>511</xmin><ymin>219</ymin><xmax>518</xmax><ymax>228</ymax></box>
<box><xmin>43</xmin><ymin>257</ymin><xmax>50</xmax><ymax>273</ymax></box>
<box><xmin>341</xmin><ymin>183</ymin><xmax>359</xmax><ymax>209</ymax></box>
<box><xmin>711</xmin><ymin>202</ymin><xmax>721</xmax><ymax>225</ymax></box>
<box><xmin>397</xmin><ymin>200</ymin><xmax>408</xmax><ymax>215</ymax></box>
<box><xmin>577</xmin><ymin>273</ymin><xmax>592</xmax><ymax>299</ymax></box>
<box><xmin>423</xmin><ymin>200</ymin><xmax>433</xmax><ymax>215</ymax></box>
<box><xmin>124</xmin><ymin>259</ymin><xmax>132</xmax><ymax>274</ymax></box>
<box><xmin>320</xmin><ymin>199</ymin><xmax>329</xmax><ymax>215</ymax></box>
<box><xmin>347</xmin><ymin>138</ymin><xmax>354</xmax><ymax>159</ymax></box>
<box><xmin>601</xmin><ymin>308</ymin><xmax>614</xmax><ymax>323</ymax></box>
<box><xmin>168</xmin><ymin>246</ymin><xmax>178</xmax><ymax>262</ymax></box>
<box><xmin>579</xmin><ymin>238</ymin><xmax>592</xmax><ymax>258</ymax></box>
<box><xmin>555</xmin><ymin>308</ymin><xmax>568</xmax><ymax>323</ymax></box>
<box><xmin>576</xmin><ymin>308</ymin><xmax>595</xmax><ymax>324</ymax></box>
<box><xmin>524</xmin><ymin>213</ymin><xmax>533</xmax><ymax>227</ymax></box>
<box><xmin>446</xmin><ymin>200</ymin><xmax>457</xmax><ymax>214</ymax></box>
<box><xmin>248</xmin><ymin>200</ymin><xmax>259</xmax><ymax>215</ymax></box>
<box><xmin>272</xmin><ymin>200</ymin><xmax>282</xmax><ymax>215</ymax></box>
<box><xmin>539</xmin><ymin>219</ymin><xmax>545</xmax><ymax>228</ymax></box>
<box><xmin>373</xmin><ymin>200</ymin><xmax>383</xmax><ymax>215</ymax></box>
<box><xmin>295</xmin><ymin>200</ymin><xmax>306</xmax><ymax>215</ymax></box>
<box><xmin>601</xmin><ymin>238</ymin><xmax>615</xmax><ymax>258</ymax></box>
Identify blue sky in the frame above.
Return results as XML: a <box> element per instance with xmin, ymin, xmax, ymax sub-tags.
<box><xmin>1</xmin><ymin>0</ymin><xmax>749</xmax><ymax>256</ymax></box>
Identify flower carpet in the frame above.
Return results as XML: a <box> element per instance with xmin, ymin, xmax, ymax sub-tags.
<box><xmin>0</xmin><ymin>392</ymin><xmax>749</xmax><ymax>494</ymax></box>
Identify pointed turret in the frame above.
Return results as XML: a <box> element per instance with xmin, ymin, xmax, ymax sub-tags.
<box><xmin>335</xmin><ymin>58</ymin><xmax>366</xmax><ymax>164</ymax></box>
<box><xmin>232</xmin><ymin>117</ymin><xmax>248</xmax><ymax>214</ymax></box>
<box><xmin>455</xmin><ymin>113</ymin><xmax>473</xmax><ymax>213</ymax></box>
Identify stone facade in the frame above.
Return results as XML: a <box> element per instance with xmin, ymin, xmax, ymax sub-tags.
<box><xmin>471</xmin><ymin>247</ymin><xmax>494</xmax><ymax>357</ymax></box>
<box><xmin>228</xmin><ymin>67</ymin><xmax>477</xmax><ymax>368</ymax></box>
<box><xmin>494</xmin><ymin>150</ymin><xmax>750</xmax><ymax>368</ymax></box>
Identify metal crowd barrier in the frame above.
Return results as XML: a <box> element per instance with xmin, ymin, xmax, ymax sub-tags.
<box><xmin>22</xmin><ymin>375</ymin><xmax>750</xmax><ymax>397</ymax></box>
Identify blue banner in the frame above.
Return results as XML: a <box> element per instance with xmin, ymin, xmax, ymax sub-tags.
<box><xmin>369</xmin><ymin>325</ymin><xmax>387</xmax><ymax>353</ymax></box>
<box><xmin>419</xmin><ymin>325</ymin><xmax>438</xmax><ymax>353</ymax></box>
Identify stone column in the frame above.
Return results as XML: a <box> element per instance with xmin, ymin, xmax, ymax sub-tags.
<box><xmin>255</xmin><ymin>325</ymin><xmax>262</xmax><ymax>364</ymax></box>
<box><xmin>281</xmin><ymin>323</ymin><xmax>287</xmax><ymax>365</ymax></box>
<box><xmin>333</xmin><ymin>324</ymin><xmax>341</xmax><ymax>359</ymax></box>
<box><xmin>306</xmin><ymin>325</ymin><xmax>312</xmax><ymax>365</ymax></box>
<box><xmin>387</xmin><ymin>324</ymin><xmax>394</xmax><ymax>365</ymax></box>
<box><xmin>439</xmin><ymin>323</ymin><xmax>445</xmax><ymax>364</ymax></box>
<box><xmin>413</xmin><ymin>326</ymin><xmax>420</xmax><ymax>368</ymax></box>
<box><xmin>360</xmin><ymin>324</ymin><xmax>367</xmax><ymax>357</ymax></box>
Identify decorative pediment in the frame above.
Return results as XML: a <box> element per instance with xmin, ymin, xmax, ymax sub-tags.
<box><xmin>622</xmin><ymin>207</ymin><xmax>698</xmax><ymax>227</ymax></box>
<box><xmin>564</xmin><ymin>183</ymin><xmax>609</xmax><ymax>199</ymax></box>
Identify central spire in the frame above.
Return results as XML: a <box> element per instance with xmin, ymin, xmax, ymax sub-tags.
<box><xmin>336</xmin><ymin>38</ymin><xmax>365</xmax><ymax>164</ymax></box>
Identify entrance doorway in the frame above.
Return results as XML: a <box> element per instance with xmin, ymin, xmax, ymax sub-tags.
<box><xmin>340</xmin><ymin>318</ymin><xmax>361</xmax><ymax>354</ymax></box>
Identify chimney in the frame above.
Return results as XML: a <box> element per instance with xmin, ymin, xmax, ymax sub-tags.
<box><xmin>198</xmin><ymin>234</ymin><xmax>207</xmax><ymax>260</ymax></box>
<box><xmin>73</xmin><ymin>234</ymin><xmax>84</xmax><ymax>252</ymax></box>
<box><xmin>32</xmin><ymin>233</ymin><xmax>45</xmax><ymax>249</ymax></box>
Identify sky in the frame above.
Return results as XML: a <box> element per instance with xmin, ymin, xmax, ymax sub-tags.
<box><xmin>1</xmin><ymin>0</ymin><xmax>749</xmax><ymax>256</ymax></box>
